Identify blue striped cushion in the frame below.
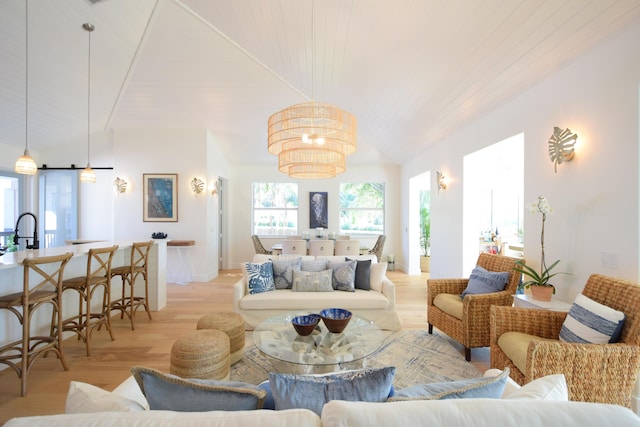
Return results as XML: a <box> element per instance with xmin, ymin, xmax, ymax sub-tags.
<box><xmin>559</xmin><ymin>294</ymin><xmax>626</xmax><ymax>343</ymax></box>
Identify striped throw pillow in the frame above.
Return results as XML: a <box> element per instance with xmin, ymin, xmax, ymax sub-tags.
<box><xmin>559</xmin><ymin>294</ymin><xmax>625</xmax><ymax>343</ymax></box>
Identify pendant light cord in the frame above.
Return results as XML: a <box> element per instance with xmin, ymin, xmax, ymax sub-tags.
<box><xmin>311</xmin><ymin>0</ymin><xmax>315</xmax><ymax>102</ymax></box>
<box><xmin>25</xmin><ymin>0</ymin><xmax>29</xmax><ymax>153</ymax></box>
<box><xmin>87</xmin><ymin>25</ymin><xmax>91</xmax><ymax>165</ymax></box>
<box><xmin>83</xmin><ymin>23</ymin><xmax>94</xmax><ymax>167</ymax></box>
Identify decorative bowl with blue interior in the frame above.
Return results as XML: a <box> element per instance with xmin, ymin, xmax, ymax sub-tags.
<box><xmin>319</xmin><ymin>308</ymin><xmax>352</xmax><ymax>333</ymax></box>
<box><xmin>291</xmin><ymin>314</ymin><xmax>321</xmax><ymax>336</ymax></box>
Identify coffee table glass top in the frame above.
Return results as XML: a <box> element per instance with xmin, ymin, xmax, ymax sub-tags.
<box><xmin>253</xmin><ymin>312</ymin><xmax>383</xmax><ymax>368</ymax></box>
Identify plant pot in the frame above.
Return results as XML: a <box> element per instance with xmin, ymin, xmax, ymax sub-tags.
<box><xmin>420</xmin><ymin>256</ymin><xmax>430</xmax><ymax>273</ymax></box>
<box><xmin>531</xmin><ymin>285</ymin><xmax>553</xmax><ymax>301</ymax></box>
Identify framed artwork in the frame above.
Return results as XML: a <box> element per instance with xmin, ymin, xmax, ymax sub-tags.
<box><xmin>143</xmin><ymin>173</ymin><xmax>178</xmax><ymax>222</ymax></box>
<box><xmin>310</xmin><ymin>191</ymin><xmax>328</xmax><ymax>229</ymax></box>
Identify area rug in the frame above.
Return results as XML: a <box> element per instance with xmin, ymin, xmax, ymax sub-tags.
<box><xmin>230</xmin><ymin>329</ymin><xmax>481</xmax><ymax>389</ymax></box>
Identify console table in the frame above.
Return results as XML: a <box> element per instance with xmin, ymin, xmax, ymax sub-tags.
<box><xmin>167</xmin><ymin>240</ymin><xmax>195</xmax><ymax>285</ymax></box>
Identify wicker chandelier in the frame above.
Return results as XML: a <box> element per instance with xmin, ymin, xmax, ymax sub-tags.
<box><xmin>268</xmin><ymin>102</ymin><xmax>356</xmax><ymax>179</ymax></box>
<box><xmin>267</xmin><ymin>1</ymin><xmax>357</xmax><ymax>180</ymax></box>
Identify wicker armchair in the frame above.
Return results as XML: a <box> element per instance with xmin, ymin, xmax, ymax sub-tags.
<box><xmin>251</xmin><ymin>235</ymin><xmax>272</xmax><ymax>255</ymax></box>
<box><xmin>490</xmin><ymin>274</ymin><xmax>640</xmax><ymax>407</ymax></box>
<box><xmin>427</xmin><ymin>252</ymin><xmax>521</xmax><ymax>361</ymax></box>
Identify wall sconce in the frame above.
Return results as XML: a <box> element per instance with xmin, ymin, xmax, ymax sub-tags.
<box><xmin>437</xmin><ymin>171</ymin><xmax>447</xmax><ymax>193</ymax></box>
<box><xmin>191</xmin><ymin>177</ymin><xmax>205</xmax><ymax>195</ymax></box>
<box><xmin>113</xmin><ymin>177</ymin><xmax>127</xmax><ymax>195</ymax></box>
<box><xmin>211</xmin><ymin>180</ymin><xmax>219</xmax><ymax>196</ymax></box>
<box><xmin>548</xmin><ymin>126</ymin><xmax>577</xmax><ymax>173</ymax></box>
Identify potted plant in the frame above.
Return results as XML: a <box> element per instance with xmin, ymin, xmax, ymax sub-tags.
<box><xmin>514</xmin><ymin>196</ymin><xmax>569</xmax><ymax>300</ymax></box>
<box><xmin>419</xmin><ymin>191</ymin><xmax>430</xmax><ymax>272</ymax></box>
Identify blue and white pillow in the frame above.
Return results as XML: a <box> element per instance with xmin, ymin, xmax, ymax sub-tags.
<box><xmin>559</xmin><ymin>294</ymin><xmax>626</xmax><ymax>343</ymax></box>
<box><xmin>461</xmin><ymin>265</ymin><xmax>510</xmax><ymax>298</ymax></box>
<box><xmin>388</xmin><ymin>368</ymin><xmax>509</xmax><ymax>401</ymax></box>
<box><xmin>272</xmin><ymin>258</ymin><xmax>302</xmax><ymax>290</ymax></box>
<box><xmin>244</xmin><ymin>261</ymin><xmax>275</xmax><ymax>295</ymax></box>
<box><xmin>329</xmin><ymin>260</ymin><xmax>357</xmax><ymax>292</ymax></box>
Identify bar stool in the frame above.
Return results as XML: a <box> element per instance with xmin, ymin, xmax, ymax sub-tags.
<box><xmin>110</xmin><ymin>240</ymin><xmax>153</xmax><ymax>330</ymax></box>
<box><xmin>60</xmin><ymin>245</ymin><xmax>119</xmax><ymax>356</ymax></box>
<box><xmin>0</xmin><ymin>252</ymin><xmax>73</xmax><ymax>396</ymax></box>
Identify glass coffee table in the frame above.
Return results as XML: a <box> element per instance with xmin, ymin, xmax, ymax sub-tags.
<box><xmin>253</xmin><ymin>311</ymin><xmax>384</xmax><ymax>374</ymax></box>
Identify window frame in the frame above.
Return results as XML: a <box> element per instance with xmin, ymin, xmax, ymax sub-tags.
<box><xmin>339</xmin><ymin>182</ymin><xmax>385</xmax><ymax>237</ymax></box>
<box><xmin>252</xmin><ymin>182</ymin><xmax>299</xmax><ymax>237</ymax></box>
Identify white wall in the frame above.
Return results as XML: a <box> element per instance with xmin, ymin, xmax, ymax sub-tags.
<box><xmin>402</xmin><ymin>21</ymin><xmax>640</xmax><ymax>302</ymax></box>
<box><xmin>111</xmin><ymin>128</ymin><xmax>228</xmax><ymax>282</ymax></box>
<box><xmin>229</xmin><ymin>163</ymin><xmax>401</xmax><ymax>269</ymax></box>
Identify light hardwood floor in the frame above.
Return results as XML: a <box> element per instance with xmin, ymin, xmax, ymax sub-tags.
<box><xmin>0</xmin><ymin>269</ymin><xmax>489</xmax><ymax>424</ymax></box>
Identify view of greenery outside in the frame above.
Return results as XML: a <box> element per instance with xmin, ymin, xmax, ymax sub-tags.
<box><xmin>420</xmin><ymin>189</ymin><xmax>430</xmax><ymax>256</ymax></box>
<box><xmin>253</xmin><ymin>183</ymin><xmax>299</xmax><ymax>235</ymax></box>
<box><xmin>339</xmin><ymin>183</ymin><xmax>385</xmax><ymax>236</ymax></box>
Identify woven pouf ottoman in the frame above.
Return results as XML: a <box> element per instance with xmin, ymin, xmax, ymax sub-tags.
<box><xmin>170</xmin><ymin>329</ymin><xmax>230</xmax><ymax>380</ymax></box>
<box><xmin>196</xmin><ymin>312</ymin><xmax>245</xmax><ymax>365</ymax></box>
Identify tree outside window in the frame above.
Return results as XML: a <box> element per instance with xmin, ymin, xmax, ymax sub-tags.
<box><xmin>252</xmin><ymin>183</ymin><xmax>298</xmax><ymax>236</ymax></box>
<box><xmin>339</xmin><ymin>183</ymin><xmax>384</xmax><ymax>236</ymax></box>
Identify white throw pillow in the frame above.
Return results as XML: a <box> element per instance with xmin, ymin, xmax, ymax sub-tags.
<box><xmin>65</xmin><ymin>381</ymin><xmax>146</xmax><ymax>414</ymax></box>
<box><xmin>370</xmin><ymin>262</ymin><xmax>388</xmax><ymax>292</ymax></box>
<box><xmin>111</xmin><ymin>375</ymin><xmax>149</xmax><ymax>409</ymax></box>
<box><xmin>483</xmin><ymin>369</ymin><xmax>568</xmax><ymax>401</ymax></box>
<box><xmin>502</xmin><ymin>374</ymin><xmax>569</xmax><ymax>401</ymax></box>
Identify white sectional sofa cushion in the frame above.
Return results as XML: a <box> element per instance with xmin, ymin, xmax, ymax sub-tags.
<box><xmin>320</xmin><ymin>399</ymin><xmax>640</xmax><ymax>427</ymax></box>
<box><xmin>234</xmin><ymin>255</ymin><xmax>401</xmax><ymax>330</ymax></box>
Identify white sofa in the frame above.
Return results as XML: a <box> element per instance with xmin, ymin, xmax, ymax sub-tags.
<box><xmin>233</xmin><ymin>255</ymin><xmax>401</xmax><ymax>330</ymax></box>
<box><xmin>5</xmin><ymin>373</ymin><xmax>639</xmax><ymax>427</ymax></box>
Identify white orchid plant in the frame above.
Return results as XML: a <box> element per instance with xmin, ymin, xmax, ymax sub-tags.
<box><xmin>514</xmin><ymin>196</ymin><xmax>568</xmax><ymax>293</ymax></box>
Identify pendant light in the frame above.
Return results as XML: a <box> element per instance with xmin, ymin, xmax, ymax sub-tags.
<box><xmin>14</xmin><ymin>0</ymin><xmax>37</xmax><ymax>175</ymax></box>
<box><xmin>80</xmin><ymin>23</ymin><xmax>96</xmax><ymax>183</ymax></box>
<box><xmin>267</xmin><ymin>1</ymin><xmax>356</xmax><ymax>179</ymax></box>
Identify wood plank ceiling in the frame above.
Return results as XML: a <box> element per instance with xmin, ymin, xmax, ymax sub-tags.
<box><xmin>1</xmin><ymin>0</ymin><xmax>640</xmax><ymax>166</ymax></box>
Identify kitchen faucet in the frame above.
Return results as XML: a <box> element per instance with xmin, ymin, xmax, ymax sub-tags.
<box><xmin>14</xmin><ymin>212</ymin><xmax>39</xmax><ymax>250</ymax></box>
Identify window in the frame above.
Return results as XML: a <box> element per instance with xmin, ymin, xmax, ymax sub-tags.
<box><xmin>253</xmin><ymin>183</ymin><xmax>298</xmax><ymax>236</ymax></box>
<box><xmin>339</xmin><ymin>183</ymin><xmax>384</xmax><ymax>236</ymax></box>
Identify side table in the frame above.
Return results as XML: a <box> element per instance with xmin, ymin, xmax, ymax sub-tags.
<box><xmin>167</xmin><ymin>240</ymin><xmax>195</xmax><ymax>285</ymax></box>
<box><xmin>512</xmin><ymin>294</ymin><xmax>571</xmax><ymax>312</ymax></box>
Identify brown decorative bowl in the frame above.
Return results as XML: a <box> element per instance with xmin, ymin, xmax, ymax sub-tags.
<box><xmin>291</xmin><ymin>314</ymin><xmax>321</xmax><ymax>336</ymax></box>
<box><xmin>319</xmin><ymin>308</ymin><xmax>352</xmax><ymax>333</ymax></box>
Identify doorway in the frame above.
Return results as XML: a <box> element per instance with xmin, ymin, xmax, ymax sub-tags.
<box><xmin>408</xmin><ymin>171</ymin><xmax>430</xmax><ymax>275</ymax></box>
<box><xmin>217</xmin><ymin>177</ymin><xmax>227</xmax><ymax>270</ymax></box>
<box><xmin>462</xmin><ymin>134</ymin><xmax>524</xmax><ymax>274</ymax></box>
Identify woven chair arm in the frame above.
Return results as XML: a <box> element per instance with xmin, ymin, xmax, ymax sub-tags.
<box><xmin>527</xmin><ymin>341</ymin><xmax>640</xmax><ymax>406</ymax></box>
<box><xmin>490</xmin><ymin>306</ymin><xmax>567</xmax><ymax>341</ymax></box>
<box><xmin>427</xmin><ymin>279</ymin><xmax>468</xmax><ymax>305</ymax></box>
<box><xmin>463</xmin><ymin>291</ymin><xmax>513</xmax><ymax>325</ymax></box>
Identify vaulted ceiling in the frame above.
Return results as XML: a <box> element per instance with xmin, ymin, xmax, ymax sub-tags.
<box><xmin>2</xmin><ymin>0</ymin><xmax>640</xmax><ymax>167</ymax></box>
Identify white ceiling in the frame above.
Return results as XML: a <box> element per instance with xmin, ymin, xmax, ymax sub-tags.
<box><xmin>2</xmin><ymin>0</ymin><xmax>640</xmax><ymax>167</ymax></box>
